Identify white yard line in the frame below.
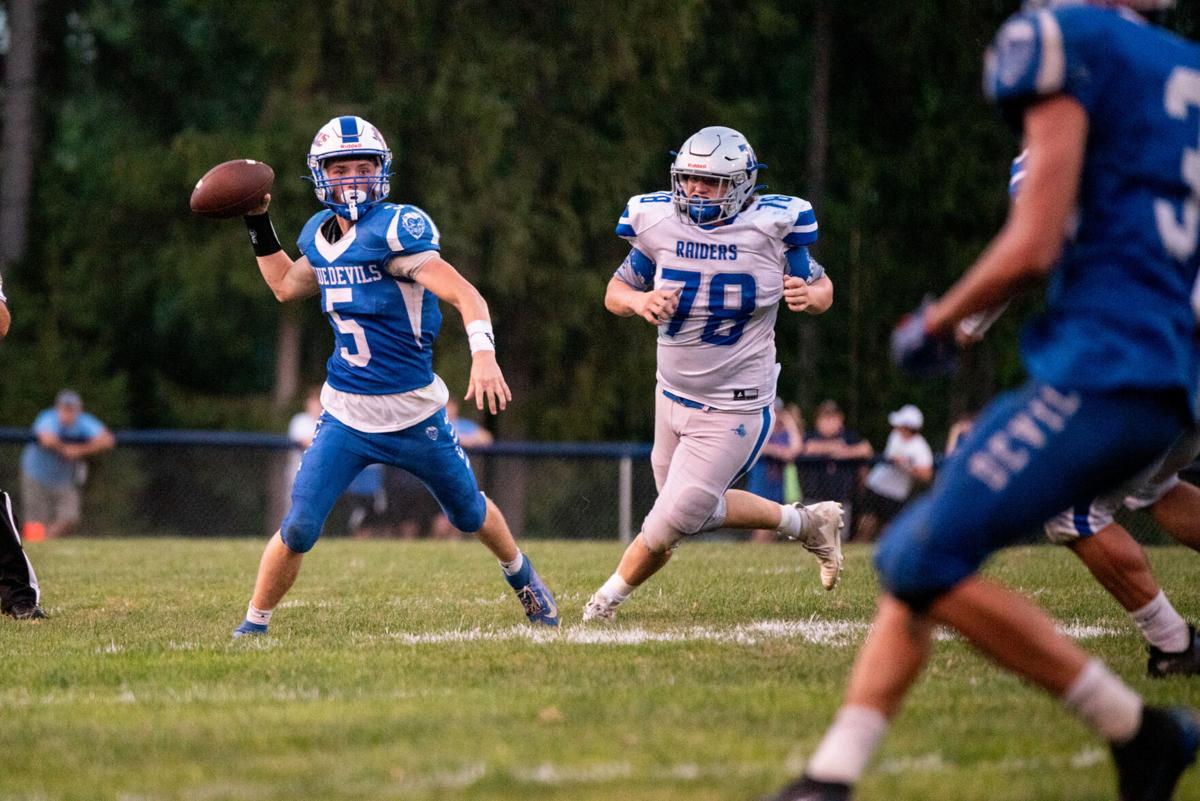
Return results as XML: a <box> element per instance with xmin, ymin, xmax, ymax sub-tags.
<box><xmin>378</xmin><ymin>619</ymin><xmax>1122</xmax><ymax>648</ymax></box>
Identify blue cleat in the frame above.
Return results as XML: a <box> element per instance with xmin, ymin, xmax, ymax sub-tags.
<box><xmin>503</xmin><ymin>554</ymin><xmax>559</xmax><ymax>627</ymax></box>
<box><xmin>232</xmin><ymin>620</ymin><xmax>268</xmax><ymax>638</ymax></box>
<box><xmin>1112</xmin><ymin>706</ymin><xmax>1199</xmax><ymax>801</ymax></box>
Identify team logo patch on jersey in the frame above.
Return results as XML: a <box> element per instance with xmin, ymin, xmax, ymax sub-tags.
<box><xmin>996</xmin><ymin>19</ymin><xmax>1036</xmax><ymax>89</ymax></box>
<box><xmin>426</xmin><ymin>425</ymin><xmax>439</xmax><ymax>441</ymax></box>
<box><xmin>402</xmin><ymin>211</ymin><xmax>427</xmax><ymax>240</ymax></box>
<box><xmin>731</xmin><ymin>424</ymin><xmax>748</xmax><ymax>438</ymax></box>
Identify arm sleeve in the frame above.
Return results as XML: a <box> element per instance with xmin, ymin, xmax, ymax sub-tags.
<box><xmin>386</xmin><ymin>251</ymin><xmax>439</xmax><ymax>280</ymax></box>
<box><xmin>912</xmin><ymin>439</ymin><xmax>935</xmax><ymax>469</ymax></box>
<box><xmin>613</xmin><ymin>247</ymin><xmax>656</xmax><ymax>291</ymax></box>
<box><xmin>79</xmin><ymin>414</ymin><xmax>106</xmax><ymax>439</ymax></box>
<box><xmin>616</xmin><ymin>203</ymin><xmax>637</xmax><ymax>241</ymax></box>
<box><xmin>785</xmin><ymin>246</ymin><xmax>826</xmax><ymax>284</ymax></box>
<box><xmin>783</xmin><ymin>203</ymin><xmax>819</xmax><ymax>247</ymax></box>
<box><xmin>32</xmin><ymin>411</ymin><xmax>56</xmax><ymax>435</ymax></box>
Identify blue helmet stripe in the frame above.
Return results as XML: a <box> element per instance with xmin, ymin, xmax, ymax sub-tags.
<box><xmin>338</xmin><ymin>116</ymin><xmax>361</xmax><ymax>143</ymax></box>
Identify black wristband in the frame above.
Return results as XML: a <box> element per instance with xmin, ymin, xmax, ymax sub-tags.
<box><xmin>244</xmin><ymin>211</ymin><xmax>282</xmax><ymax>257</ymax></box>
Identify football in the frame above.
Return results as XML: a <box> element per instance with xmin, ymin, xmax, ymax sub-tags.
<box><xmin>189</xmin><ymin>159</ymin><xmax>274</xmax><ymax>219</ymax></box>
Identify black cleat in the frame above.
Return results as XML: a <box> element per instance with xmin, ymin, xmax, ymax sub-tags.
<box><xmin>1148</xmin><ymin>625</ymin><xmax>1200</xmax><ymax>678</ymax></box>
<box><xmin>1112</xmin><ymin>706</ymin><xmax>1200</xmax><ymax>801</ymax></box>
<box><xmin>763</xmin><ymin>775</ymin><xmax>852</xmax><ymax>801</ymax></box>
<box><xmin>5</xmin><ymin>604</ymin><xmax>47</xmax><ymax>620</ymax></box>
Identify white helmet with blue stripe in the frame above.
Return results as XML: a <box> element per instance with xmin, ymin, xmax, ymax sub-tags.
<box><xmin>670</xmin><ymin>126</ymin><xmax>761</xmax><ymax>225</ymax></box>
<box><xmin>307</xmin><ymin>115</ymin><xmax>392</xmax><ymax>221</ymax></box>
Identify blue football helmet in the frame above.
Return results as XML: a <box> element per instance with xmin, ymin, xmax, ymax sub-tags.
<box><xmin>306</xmin><ymin>116</ymin><xmax>392</xmax><ymax>221</ymax></box>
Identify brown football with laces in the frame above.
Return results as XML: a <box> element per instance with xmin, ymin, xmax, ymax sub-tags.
<box><xmin>189</xmin><ymin>159</ymin><xmax>274</xmax><ymax>219</ymax></box>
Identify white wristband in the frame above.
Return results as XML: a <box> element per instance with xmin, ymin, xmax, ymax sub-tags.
<box><xmin>466</xmin><ymin>320</ymin><xmax>496</xmax><ymax>354</ymax></box>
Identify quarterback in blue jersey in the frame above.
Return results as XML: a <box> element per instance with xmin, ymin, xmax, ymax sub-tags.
<box><xmin>774</xmin><ymin>3</ymin><xmax>1200</xmax><ymax>801</ymax></box>
<box><xmin>230</xmin><ymin>116</ymin><xmax>558</xmax><ymax>636</ymax></box>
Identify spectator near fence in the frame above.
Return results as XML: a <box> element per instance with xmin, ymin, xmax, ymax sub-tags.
<box><xmin>19</xmin><ymin>390</ymin><xmax>114</xmax><ymax>540</ymax></box>
<box><xmin>798</xmin><ymin>400</ymin><xmax>873</xmax><ymax>515</ymax></box>
<box><xmin>854</xmin><ymin>404</ymin><xmax>933</xmax><ymax>542</ymax></box>
<box><xmin>747</xmin><ymin>399</ymin><xmax>805</xmax><ymax>542</ymax></box>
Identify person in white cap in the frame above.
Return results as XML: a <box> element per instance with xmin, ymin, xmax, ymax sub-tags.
<box><xmin>855</xmin><ymin>404</ymin><xmax>933</xmax><ymax>542</ymax></box>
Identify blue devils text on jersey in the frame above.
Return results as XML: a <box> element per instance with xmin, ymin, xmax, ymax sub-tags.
<box><xmin>297</xmin><ymin>202</ymin><xmax>443</xmax><ymax>396</ymax></box>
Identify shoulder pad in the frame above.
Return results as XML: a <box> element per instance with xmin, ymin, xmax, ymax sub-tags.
<box><xmin>984</xmin><ymin>6</ymin><xmax>1109</xmax><ymax>127</ymax></box>
<box><xmin>371</xmin><ymin>203</ymin><xmax>442</xmax><ymax>256</ymax></box>
<box><xmin>747</xmin><ymin>195</ymin><xmax>818</xmax><ymax>247</ymax></box>
<box><xmin>297</xmin><ymin>210</ymin><xmax>334</xmax><ymax>252</ymax></box>
<box><xmin>616</xmin><ymin>192</ymin><xmax>675</xmax><ymax>241</ymax></box>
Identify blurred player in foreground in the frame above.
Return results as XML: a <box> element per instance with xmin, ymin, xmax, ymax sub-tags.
<box><xmin>231</xmin><ymin>116</ymin><xmax>558</xmax><ymax>636</ymax></box>
<box><xmin>0</xmin><ymin>274</ymin><xmax>45</xmax><ymax>620</ymax></box>
<box><xmin>772</xmin><ymin>2</ymin><xmax>1200</xmax><ymax>799</ymax></box>
<box><xmin>583</xmin><ymin>126</ymin><xmax>844</xmax><ymax>623</ymax></box>
<box><xmin>986</xmin><ymin>151</ymin><xmax>1200</xmax><ymax>678</ymax></box>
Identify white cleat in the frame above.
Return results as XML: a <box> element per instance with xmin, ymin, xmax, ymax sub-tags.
<box><xmin>582</xmin><ymin>591</ymin><xmax>621</xmax><ymax>623</ymax></box>
<box><xmin>789</xmin><ymin>501</ymin><xmax>844</xmax><ymax>590</ymax></box>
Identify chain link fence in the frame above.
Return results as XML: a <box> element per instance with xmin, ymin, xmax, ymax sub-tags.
<box><xmin>0</xmin><ymin>430</ymin><xmax>1193</xmax><ymax>544</ymax></box>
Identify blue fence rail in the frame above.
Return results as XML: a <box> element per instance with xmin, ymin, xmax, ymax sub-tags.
<box><xmin>1</xmin><ymin>428</ymin><xmax>1192</xmax><ymax>543</ymax></box>
<box><xmin>0</xmin><ymin>428</ymin><xmax>656</xmax><ymax>541</ymax></box>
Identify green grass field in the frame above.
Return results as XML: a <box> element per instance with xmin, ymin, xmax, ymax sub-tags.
<box><xmin>2</xmin><ymin>539</ymin><xmax>1199</xmax><ymax>801</ymax></box>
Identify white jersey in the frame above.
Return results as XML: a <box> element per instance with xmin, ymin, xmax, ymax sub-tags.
<box><xmin>614</xmin><ymin>191</ymin><xmax>822</xmax><ymax>411</ymax></box>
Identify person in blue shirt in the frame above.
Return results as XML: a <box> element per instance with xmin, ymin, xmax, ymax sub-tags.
<box><xmin>773</xmin><ymin>3</ymin><xmax>1200</xmax><ymax>800</ymax></box>
<box><xmin>0</xmin><ymin>278</ymin><xmax>46</xmax><ymax>620</ymax></box>
<box><xmin>19</xmin><ymin>390</ymin><xmax>115</xmax><ymax>541</ymax></box>
<box><xmin>230</xmin><ymin>116</ymin><xmax>558</xmax><ymax>635</ymax></box>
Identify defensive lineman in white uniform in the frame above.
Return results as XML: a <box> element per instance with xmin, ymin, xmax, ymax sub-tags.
<box><xmin>583</xmin><ymin>126</ymin><xmax>845</xmax><ymax>622</ymax></box>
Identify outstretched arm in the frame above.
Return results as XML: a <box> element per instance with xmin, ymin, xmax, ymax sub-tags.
<box><xmin>244</xmin><ymin>195</ymin><xmax>319</xmax><ymax>303</ymax></box>
<box><xmin>924</xmin><ymin>96</ymin><xmax>1087</xmax><ymax>335</ymax></box>
<box><xmin>412</xmin><ymin>256</ymin><xmax>512</xmax><ymax>414</ymax></box>
<box><xmin>0</xmin><ymin>300</ymin><xmax>9</xmax><ymax>340</ymax></box>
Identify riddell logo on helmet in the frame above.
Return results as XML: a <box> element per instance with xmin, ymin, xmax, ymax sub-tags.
<box><xmin>687</xmin><ymin>162</ymin><xmax>707</xmax><ymax>168</ymax></box>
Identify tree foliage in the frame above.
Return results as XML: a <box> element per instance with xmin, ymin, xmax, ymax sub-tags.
<box><xmin>6</xmin><ymin>1</ymin><xmax>1183</xmax><ymax>444</ymax></box>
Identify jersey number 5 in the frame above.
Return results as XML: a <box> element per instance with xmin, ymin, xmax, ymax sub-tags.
<box><xmin>1155</xmin><ymin>66</ymin><xmax>1200</xmax><ymax>264</ymax></box>
<box><xmin>325</xmin><ymin>288</ymin><xmax>372</xmax><ymax>367</ymax></box>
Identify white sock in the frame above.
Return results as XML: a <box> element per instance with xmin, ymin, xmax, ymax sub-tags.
<box><xmin>600</xmin><ymin>573</ymin><xmax>636</xmax><ymax>604</ymax></box>
<box><xmin>499</xmin><ymin>552</ymin><xmax>525</xmax><ymax>576</ymax></box>
<box><xmin>246</xmin><ymin>603</ymin><xmax>273</xmax><ymax>626</ymax></box>
<box><xmin>1131</xmin><ymin>591</ymin><xmax>1191</xmax><ymax>653</ymax></box>
<box><xmin>1062</xmin><ymin>659</ymin><xmax>1143</xmax><ymax>744</ymax></box>
<box><xmin>776</xmin><ymin>503</ymin><xmax>802</xmax><ymax>538</ymax></box>
<box><xmin>804</xmin><ymin>705</ymin><xmax>888</xmax><ymax>785</ymax></box>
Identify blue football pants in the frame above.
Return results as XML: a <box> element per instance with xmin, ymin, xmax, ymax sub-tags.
<box><xmin>874</xmin><ymin>381</ymin><xmax>1188</xmax><ymax>608</ymax></box>
<box><xmin>280</xmin><ymin>409</ymin><xmax>487</xmax><ymax>553</ymax></box>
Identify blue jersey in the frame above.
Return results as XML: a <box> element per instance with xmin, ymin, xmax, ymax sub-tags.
<box><xmin>985</xmin><ymin>6</ymin><xmax>1200</xmax><ymax>411</ymax></box>
<box><xmin>297</xmin><ymin>203</ymin><xmax>444</xmax><ymax>395</ymax></box>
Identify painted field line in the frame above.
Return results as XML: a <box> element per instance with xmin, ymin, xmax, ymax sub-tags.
<box><xmin>379</xmin><ymin>619</ymin><xmax>1122</xmax><ymax>647</ymax></box>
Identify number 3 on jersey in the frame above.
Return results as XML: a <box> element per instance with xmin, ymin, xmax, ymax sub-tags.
<box><xmin>660</xmin><ymin>268</ymin><xmax>756</xmax><ymax>346</ymax></box>
<box><xmin>325</xmin><ymin>288</ymin><xmax>372</xmax><ymax>367</ymax></box>
<box><xmin>1156</xmin><ymin>66</ymin><xmax>1200</xmax><ymax>263</ymax></box>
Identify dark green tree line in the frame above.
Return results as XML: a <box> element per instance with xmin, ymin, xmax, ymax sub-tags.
<box><xmin>4</xmin><ymin>1</ymin><xmax>1191</xmax><ymax>444</ymax></box>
